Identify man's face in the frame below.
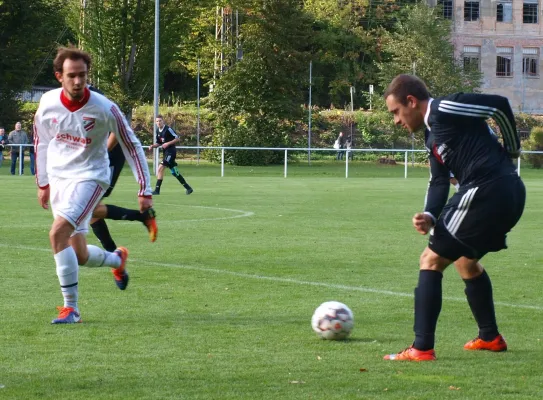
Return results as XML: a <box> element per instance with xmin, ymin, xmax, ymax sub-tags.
<box><xmin>155</xmin><ymin>118</ymin><xmax>164</xmax><ymax>129</ymax></box>
<box><xmin>15</xmin><ymin>122</ymin><xmax>21</xmax><ymax>131</ymax></box>
<box><xmin>385</xmin><ymin>94</ymin><xmax>424</xmax><ymax>133</ymax></box>
<box><xmin>55</xmin><ymin>58</ymin><xmax>88</xmax><ymax>101</ymax></box>
<box><xmin>0</xmin><ymin>128</ymin><xmax>5</xmax><ymax>136</ymax></box>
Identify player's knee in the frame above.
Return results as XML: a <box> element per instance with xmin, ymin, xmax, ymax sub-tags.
<box><xmin>419</xmin><ymin>247</ymin><xmax>450</xmax><ymax>272</ymax></box>
<box><xmin>170</xmin><ymin>167</ymin><xmax>178</xmax><ymax>176</ymax></box>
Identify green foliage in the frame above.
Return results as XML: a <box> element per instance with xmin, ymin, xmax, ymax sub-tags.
<box><xmin>64</xmin><ymin>0</ymin><xmax>201</xmax><ymax>111</ymax></box>
<box><xmin>377</xmin><ymin>3</ymin><xmax>482</xmax><ymax>99</ymax></box>
<box><xmin>522</xmin><ymin>126</ymin><xmax>543</xmax><ymax>168</ymax></box>
<box><xmin>0</xmin><ymin>0</ymin><xmax>67</xmax><ymax>126</ymax></box>
<box><xmin>210</xmin><ymin>0</ymin><xmax>312</xmax><ymax>165</ymax></box>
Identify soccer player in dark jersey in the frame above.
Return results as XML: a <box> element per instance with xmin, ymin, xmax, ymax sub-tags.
<box><xmin>382</xmin><ymin>74</ymin><xmax>525</xmax><ymax>361</ymax></box>
<box><xmin>150</xmin><ymin>115</ymin><xmax>193</xmax><ymax>195</ymax></box>
<box><xmin>88</xmin><ymin>85</ymin><xmax>158</xmax><ymax>251</ymax></box>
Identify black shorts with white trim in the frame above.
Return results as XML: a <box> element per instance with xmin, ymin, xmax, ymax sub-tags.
<box><xmin>429</xmin><ymin>173</ymin><xmax>525</xmax><ymax>260</ymax></box>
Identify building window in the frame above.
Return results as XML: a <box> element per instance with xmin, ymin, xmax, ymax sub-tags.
<box><xmin>464</xmin><ymin>1</ymin><xmax>480</xmax><ymax>21</ymax></box>
<box><xmin>496</xmin><ymin>47</ymin><xmax>513</xmax><ymax>77</ymax></box>
<box><xmin>523</xmin><ymin>1</ymin><xmax>538</xmax><ymax>23</ymax></box>
<box><xmin>497</xmin><ymin>1</ymin><xmax>513</xmax><ymax>23</ymax></box>
<box><xmin>463</xmin><ymin>46</ymin><xmax>481</xmax><ymax>72</ymax></box>
<box><xmin>438</xmin><ymin>0</ymin><xmax>453</xmax><ymax>19</ymax></box>
<box><xmin>523</xmin><ymin>48</ymin><xmax>539</xmax><ymax>76</ymax></box>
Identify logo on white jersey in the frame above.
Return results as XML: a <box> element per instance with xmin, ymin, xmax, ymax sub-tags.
<box><xmin>56</xmin><ymin>133</ymin><xmax>92</xmax><ymax>146</ymax></box>
<box><xmin>83</xmin><ymin>117</ymin><xmax>96</xmax><ymax>131</ymax></box>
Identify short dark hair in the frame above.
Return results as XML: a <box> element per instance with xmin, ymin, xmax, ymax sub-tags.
<box><xmin>156</xmin><ymin>114</ymin><xmax>164</xmax><ymax>119</ymax></box>
<box><xmin>384</xmin><ymin>74</ymin><xmax>430</xmax><ymax>105</ymax></box>
<box><xmin>53</xmin><ymin>46</ymin><xmax>91</xmax><ymax>74</ymax></box>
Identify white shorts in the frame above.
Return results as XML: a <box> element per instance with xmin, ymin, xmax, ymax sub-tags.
<box><xmin>50</xmin><ymin>177</ymin><xmax>107</xmax><ymax>235</ymax></box>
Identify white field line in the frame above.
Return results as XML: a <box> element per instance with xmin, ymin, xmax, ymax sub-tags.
<box><xmin>160</xmin><ymin>204</ymin><xmax>255</xmax><ymax>222</ymax></box>
<box><xmin>2</xmin><ymin>243</ymin><xmax>542</xmax><ymax>311</ymax></box>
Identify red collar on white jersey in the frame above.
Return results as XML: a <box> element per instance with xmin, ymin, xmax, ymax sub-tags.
<box><xmin>60</xmin><ymin>87</ymin><xmax>90</xmax><ymax>112</ymax></box>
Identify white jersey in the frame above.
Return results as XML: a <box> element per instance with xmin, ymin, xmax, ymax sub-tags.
<box><xmin>34</xmin><ymin>87</ymin><xmax>152</xmax><ymax>196</ymax></box>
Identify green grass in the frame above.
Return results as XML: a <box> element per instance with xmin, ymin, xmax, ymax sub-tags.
<box><xmin>0</xmin><ymin>161</ymin><xmax>542</xmax><ymax>399</ymax></box>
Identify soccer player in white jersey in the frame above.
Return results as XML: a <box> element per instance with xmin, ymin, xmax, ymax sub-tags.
<box><xmin>34</xmin><ymin>46</ymin><xmax>153</xmax><ymax>324</ymax></box>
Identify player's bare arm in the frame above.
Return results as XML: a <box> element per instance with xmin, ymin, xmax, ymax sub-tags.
<box><xmin>38</xmin><ymin>187</ymin><xmax>50</xmax><ymax>210</ymax></box>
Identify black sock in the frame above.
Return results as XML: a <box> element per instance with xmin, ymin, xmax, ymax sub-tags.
<box><xmin>91</xmin><ymin>219</ymin><xmax>117</xmax><ymax>252</ymax></box>
<box><xmin>155</xmin><ymin>179</ymin><xmax>163</xmax><ymax>192</ymax></box>
<box><xmin>105</xmin><ymin>204</ymin><xmax>144</xmax><ymax>221</ymax></box>
<box><xmin>413</xmin><ymin>270</ymin><xmax>443</xmax><ymax>351</ymax></box>
<box><xmin>175</xmin><ymin>174</ymin><xmax>187</xmax><ymax>186</ymax></box>
<box><xmin>464</xmin><ymin>269</ymin><xmax>499</xmax><ymax>341</ymax></box>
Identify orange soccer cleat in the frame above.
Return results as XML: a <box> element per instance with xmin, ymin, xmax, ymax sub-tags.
<box><xmin>464</xmin><ymin>334</ymin><xmax>507</xmax><ymax>352</ymax></box>
<box><xmin>143</xmin><ymin>208</ymin><xmax>158</xmax><ymax>242</ymax></box>
<box><xmin>112</xmin><ymin>247</ymin><xmax>129</xmax><ymax>290</ymax></box>
<box><xmin>51</xmin><ymin>306</ymin><xmax>82</xmax><ymax>324</ymax></box>
<box><xmin>384</xmin><ymin>346</ymin><xmax>436</xmax><ymax>361</ymax></box>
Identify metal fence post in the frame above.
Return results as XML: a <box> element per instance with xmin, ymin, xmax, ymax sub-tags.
<box><xmin>284</xmin><ymin>149</ymin><xmax>288</xmax><ymax>178</ymax></box>
<box><xmin>19</xmin><ymin>144</ymin><xmax>24</xmax><ymax>175</ymax></box>
<box><xmin>221</xmin><ymin>148</ymin><xmax>225</xmax><ymax>177</ymax></box>
<box><xmin>517</xmin><ymin>156</ymin><xmax>521</xmax><ymax>176</ymax></box>
<box><xmin>404</xmin><ymin>151</ymin><xmax>408</xmax><ymax>179</ymax></box>
<box><xmin>345</xmin><ymin>151</ymin><xmax>349</xmax><ymax>178</ymax></box>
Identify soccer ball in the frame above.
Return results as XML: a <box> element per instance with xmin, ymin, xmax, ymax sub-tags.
<box><xmin>311</xmin><ymin>301</ymin><xmax>354</xmax><ymax>340</ymax></box>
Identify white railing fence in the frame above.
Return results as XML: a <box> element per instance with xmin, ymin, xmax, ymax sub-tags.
<box><xmin>3</xmin><ymin>144</ymin><xmax>536</xmax><ymax>178</ymax></box>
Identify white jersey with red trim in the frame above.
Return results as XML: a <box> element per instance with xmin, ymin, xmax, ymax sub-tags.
<box><xmin>34</xmin><ymin>87</ymin><xmax>152</xmax><ymax>197</ymax></box>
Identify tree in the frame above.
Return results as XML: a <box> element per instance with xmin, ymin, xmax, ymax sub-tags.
<box><xmin>209</xmin><ymin>0</ymin><xmax>313</xmax><ymax>165</ymax></box>
<box><xmin>0</xmin><ymin>0</ymin><xmax>68</xmax><ymax>126</ymax></box>
<box><xmin>65</xmin><ymin>0</ymin><xmax>202</xmax><ymax>115</ymax></box>
<box><xmin>303</xmin><ymin>0</ymin><xmax>405</xmax><ymax>108</ymax></box>
<box><xmin>377</xmin><ymin>3</ymin><xmax>482</xmax><ymax>98</ymax></box>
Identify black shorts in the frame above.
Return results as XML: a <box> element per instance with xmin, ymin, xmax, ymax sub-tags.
<box><xmin>429</xmin><ymin>174</ymin><xmax>525</xmax><ymax>261</ymax></box>
<box><xmin>161</xmin><ymin>151</ymin><xmax>177</xmax><ymax>169</ymax></box>
<box><xmin>103</xmin><ymin>159</ymin><xmax>125</xmax><ymax>198</ymax></box>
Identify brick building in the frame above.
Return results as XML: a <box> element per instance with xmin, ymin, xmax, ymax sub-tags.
<box><xmin>430</xmin><ymin>0</ymin><xmax>543</xmax><ymax>113</ymax></box>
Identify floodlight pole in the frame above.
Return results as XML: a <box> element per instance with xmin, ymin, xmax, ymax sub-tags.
<box><xmin>153</xmin><ymin>0</ymin><xmax>160</xmax><ymax>175</ymax></box>
<box><xmin>197</xmin><ymin>58</ymin><xmax>201</xmax><ymax>165</ymax></box>
<box><xmin>308</xmin><ymin>61</ymin><xmax>312</xmax><ymax>165</ymax></box>
<box><xmin>350</xmin><ymin>86</ymin><xmax>354</xmax><ymax>145</ymax></box>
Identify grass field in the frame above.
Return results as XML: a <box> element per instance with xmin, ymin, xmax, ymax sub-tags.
<box><xmin>0</xmin><ymin>160</ymin><xmax>542</xmax><ymax>399</ymax></box>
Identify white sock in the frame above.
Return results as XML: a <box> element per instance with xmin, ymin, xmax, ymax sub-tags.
<box><xmin>54</xmin><ymin>247</ymin><xmax>79</xmax><ymax>312</ymax></box>
<box><xmin>85</xmin><ymin>245</ymin><xmax>121</xmax><ymax>268</ymax></box>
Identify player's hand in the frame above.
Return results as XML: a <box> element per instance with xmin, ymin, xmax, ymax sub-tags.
<box><xmin>138</xmin><ymin>196</ymin><xmax>153</xmax><ymax>213</ymax></box>
<box><xmin>412</xmin><ymin>213</ymin><xmax>433</xmax><ymax>235</ymax></box>
<box><xmin>38</xmin><ymin>187</ymin><xmax>50</xmax><ymax>210</ymax></box>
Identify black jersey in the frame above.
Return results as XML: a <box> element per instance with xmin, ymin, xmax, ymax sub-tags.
<box><xmin>108</xmin><ymin>141</ymin><xmax>125</xmax><ymax>166</ymax></box>
<box><xmin>423</xmin><ymin>93</ymin><xmax>520</xmax><ymax>220</ymax></box>
<box><xmin>155</xmin><ymin>125</ymin><xmax>179</xmax><ymax>155</ymax></box>
<box><xmin>425</xmin><ymin>93</ymin><xmax>519</xmax><ymax>184</ymax></box>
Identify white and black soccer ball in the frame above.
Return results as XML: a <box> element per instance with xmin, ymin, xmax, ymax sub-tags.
<box><xmin>311</xmin><ymin>301</ymin><xmax>354</xmax><ymax>340</ymax></box>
